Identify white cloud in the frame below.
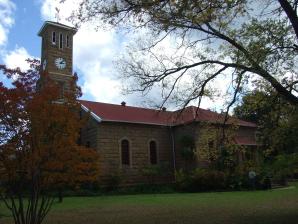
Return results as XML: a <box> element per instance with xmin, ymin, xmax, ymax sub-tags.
<box><xmin>0</xmin><ymin>0</ymin><xmax>15</xmax><ymax>47</ymax></box>
<box><xmin>39</xmin><ymin>0</ymin><xmax>235</xmax><ymax>111</ymax></box>
<box><xmin>119</xmin><ymin>31</ymin><xmax>234</xmax><ymax>110</ymax></box>
<box><xmin>40</xmin><ymin>0</ymin><xmax>75</xmax><ymax>24</ymax></box>
<box><xmin>3</xmin><ymin>46</ymin><xmax>34</xmax><ymax>71</ymax></box>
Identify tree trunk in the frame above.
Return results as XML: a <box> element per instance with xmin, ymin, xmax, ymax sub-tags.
<box><xmin>278</xmin><ymin>0</ymin><xmax>298</xmax><ymax>40</ymax></box>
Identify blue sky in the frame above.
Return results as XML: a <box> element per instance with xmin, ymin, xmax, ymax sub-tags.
<box><xmin>0</xmin><ymin>0</ymin><xmax>229</xmax><ymax>110</ymax></box>
<box><xmin>5</xmin><ymin>1</ymin><xmax>41</xmax><ymax>57</ymax></box>
<box><xmin>0</xmin><ymin>0</ymin><xmax>127</xmax><ymax>103</ymax></box>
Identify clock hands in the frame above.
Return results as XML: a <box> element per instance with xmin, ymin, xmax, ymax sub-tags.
<box><xmin>55</xmin><ymin>58</ymin><xmax>66</xmax><ymax>69</ymax></box>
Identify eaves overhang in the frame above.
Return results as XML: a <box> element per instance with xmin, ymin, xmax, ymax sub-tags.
<box><xmin>80</xmin><ymin>104</ymin><xmax>102</xmax><ymax>123</ymax></box>
<box><xmin>38</xmin><ymin>21</ymin><xmax>78</xmax><ymax>36</ymax></box>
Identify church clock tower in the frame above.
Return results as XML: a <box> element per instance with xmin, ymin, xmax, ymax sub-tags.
<box><xmin>38</xmin><ymin>21</ymin><xmax>77</xmax><ymax>91</ymax></box>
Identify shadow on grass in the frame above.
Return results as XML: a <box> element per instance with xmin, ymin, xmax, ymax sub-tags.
<box><xmin>230</xmin><ymin>211</ymin><xmax>298</xmax><ymax>224</ymax></box>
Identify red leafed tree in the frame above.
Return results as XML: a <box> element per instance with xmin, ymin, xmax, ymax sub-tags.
<box><xmin>0</xmin><ymin>60</ymin><xmax>99</xmax><ymax>224</ymax></box>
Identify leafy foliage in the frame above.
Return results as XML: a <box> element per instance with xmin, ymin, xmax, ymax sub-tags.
<box><xmin>141</xmin><ymin>165</ymin><xmax>163</xmax><ymax>184</ymax></box>
<box><xmin>0</xmin><ymin>61</ymin><xmax>99</xmax><ymax>224</ymax></box>
<box><xmin>234</xmin><ymin>88</ymin><xmax>298</xmax><ymax>158</ymax></box>
<box><xmin>175</xmin><ymin>168</ymin><xmax>226</xmax><ymax>192</ymax></box>
<box><xmin>179</xmin><ymin>135</ymin><xmax>195</xmax><ymax>161</ymax></box>
<box><xmin>269</xmin><ymin>153</ymin><xmax>298</xmax><ymax>184</ymax></box>
<box><xmin>68</xmin><ymin>0</ymin><xmax>298</xmax><ymax>109</ymax></box>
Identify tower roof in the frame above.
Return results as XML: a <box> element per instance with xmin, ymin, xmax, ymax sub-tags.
<box><xmin>38</xmin><ymin>21</ymin><xmax>77</xmax><ymax>36</ymax></box>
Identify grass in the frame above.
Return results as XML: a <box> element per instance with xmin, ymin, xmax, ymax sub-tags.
<box><xmin>1</xmin><ymin>182</ymin><xmax>298</xmax><ymax>224</ymax></box>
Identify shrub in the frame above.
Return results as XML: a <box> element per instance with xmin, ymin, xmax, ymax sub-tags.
<box><xmin>105</xmin><ymin>172</ymin><xmax>122</xmax><ymax>191</ymax></box>
<box><xmin>179</xmin><ymin>135</ymin><xmax>196</xmax><ymax>171</ymax></box>
<box><xmin>190</xmin><ymin>169</ymin><xmax>226</xmax><ymax>191</ymax></box>
<box><xmin>224</xmin><ymin>162</ymin><xmax>274</xmax><ymax>190</ymax></box>
<box><xmin>225</xmin><ymin>172</ymin><xmax>245</xmax><ymax>190</ymax></box>
<box><xmin>175</xmin><ymin>169</ymin><xmax>192</xmax><ymax>191</ymax></box>
<box><xmin>261</xmin><ymin>176</ymin><xmax>272</xmax><ymax>190</ymax></box>
<box><xmin>175</xmin><ymin>169</ymin><xmax>226</xmax><ymax>192</ymax></box>
<box><xmin>271</xmin><ymin>154</ymin><xmax>298</xmax><ymax>184</ymax></box>
<box><xmin>141</xmin><ymin>165</ymin><xmax>162</xmax><ymax>184</ymax></box>
<box><xmin>121</xmin><ymin>184</ymin><xmax>175</xmax><ymax>194</ymax></box>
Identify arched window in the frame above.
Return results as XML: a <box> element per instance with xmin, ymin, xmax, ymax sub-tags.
<box><xmin>121</xmin><ymin>139</ymin><xmax>130</xmax><ymax>165</ymax></box>
<box><xmin>149</xmin><ymin>140</ymin><xmax>157</xmax><ymax>165</ymax></box>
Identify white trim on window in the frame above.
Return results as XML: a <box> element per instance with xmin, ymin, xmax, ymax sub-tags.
<box><xmin>148</xmin><ymin>139</ymin><xmax>159</xmax><ymax>165</ymax></box>
<box><xmin>119</xmin><ymin>137</ymin><xmax>132</xmax><ymax>168</ymax></box>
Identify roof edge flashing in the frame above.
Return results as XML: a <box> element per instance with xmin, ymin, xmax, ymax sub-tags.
<box><xmin>101</xmin><ymin>119</ymin><xmax>173</xmax><ymax>127</ymax></box>
<box><xmin>38</xmin><ymin>21</ymin><xmax>78</xmax><ymax>36</ymax></box>
<box><xmin>81</xmin><ymin>104</ymin><xmax>102</xmax><ymax>123</ymax></box>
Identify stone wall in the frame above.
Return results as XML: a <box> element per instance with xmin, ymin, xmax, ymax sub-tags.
<box><xmin>94</xmin><ymin>122</ymin><xmax>175</xmax><ymax>185</ymax></box>
<box><xmin>81</xmin><ymin>113</ymin><xmax>258</xmax><ymax>186</ymax></box>
<box><xmin>173</xmin><ymin>123</ymin><xmax>258</xmax><ymax>170</ymax></box>
<box><xmin>172</xmin><ymin>123</ymin><xmax>199</xmax><ymax>171</ymax></box>
<box><xmin>41</xmin><ymin>25</ymin><xmax>74</xmax><ymax>76</ymax></box>
<box><xmin>80</xmin><ymin>111</ymin><xmax>98</xmax><ymax>149</ymax></box>
<box><xmin>236</xmin><ymin>126</ymin><xmax>256</xmax><ymax>139</ymax></box>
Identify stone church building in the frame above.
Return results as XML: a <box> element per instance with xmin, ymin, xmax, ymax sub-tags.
<box><xmin>38</xmin><ymin>21</ymin><xmax>258</xmax><ymax>185</ymax></box>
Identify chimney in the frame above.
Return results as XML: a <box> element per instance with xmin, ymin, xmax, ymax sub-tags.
<box><xmin>121</xmin><ymin>101</ymin><xmax>126</xmax><ymax>106</ymax></box>
<box><xmin>162</xmin><ymin>107</ymin><xmax>167</xmax><ymax>111</ymax></box>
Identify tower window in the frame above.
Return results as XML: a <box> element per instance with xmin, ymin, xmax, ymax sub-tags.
<box><xmin>52</xmin><ymin>31</ymin><xmax>56</xmax><ymax>44</ymax></box>
<box><xmin>66</xmin><ymin>35</ymin><xmax>70</xmax><ymax>48</ymax></box>
<box><xmin>59</xmin><ymin>33</ymin><xmax>63</xmax><ymax>49</ymax></box>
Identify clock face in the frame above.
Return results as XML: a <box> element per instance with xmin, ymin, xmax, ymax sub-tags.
<box><xmin>42</xmin><ymin>59</ymin><xmax>47</xmax><ymax>70</ymax></box>
<box><xmin>55</xmin><ymin>57</ymin><xmax>66</xmax><ymax>70</ymax></box>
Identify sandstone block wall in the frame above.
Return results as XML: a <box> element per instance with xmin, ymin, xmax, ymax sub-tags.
<box><xmin>95</xmin><ymin>122</ymin><xmax>174</xmax><ymax>185</ymax></box>
<box><xmin>81</xmin><ymin>111</ymin><xmax>258</xmax><ymax>186</ymax></box>
<box><xmin>41</xmin><ymin>25</ymin><xmax>74</xmax><ymax>76</ymax></box>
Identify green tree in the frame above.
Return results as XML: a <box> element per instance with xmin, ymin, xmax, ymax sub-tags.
<box><xmin>67</xmin><ymin>0</ymin><xmax>298</xmax><ymax>110</ymax></box>
<box><xmin>179</xmin><ymin>135</ymin><xmax>195</xmax><ymax>171</ymax></box>
<box><xmin>234</xmin><ymin>87</ymin><xmax>298</xmax><ymax>158</ymax></box>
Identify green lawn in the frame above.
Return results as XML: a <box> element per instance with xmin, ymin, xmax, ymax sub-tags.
<box><xmin>1</xmin><ymin>183</ymin><xmax>298</xmax><ymax>224</ymax></box>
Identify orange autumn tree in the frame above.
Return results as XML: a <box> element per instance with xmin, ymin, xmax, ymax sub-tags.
<box><xmin>0</xmin><ymin>60</ymin><xmax>99</xmax><ymax>224</ymax></box>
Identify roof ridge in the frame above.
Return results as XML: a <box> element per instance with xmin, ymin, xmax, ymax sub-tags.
<box><xmin>78</xmin><ymin>99</ymin><xmax>173</xmax><ymax>113</ymax></box>
<box><xmin>79</xmin><ymin>100</ymin><xmax>257</xmax><ymax>127</ymax></box>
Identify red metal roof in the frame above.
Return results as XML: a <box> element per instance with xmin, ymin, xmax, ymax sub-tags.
<box><xmin>79</xmin><ymin>100</ymin><xmax>257</xmax><ymax>127</ymax></box>
<box><xmin>172</xmin><ymin>106</ymin><xmax>256</xmax><ymax>127</ymax></box>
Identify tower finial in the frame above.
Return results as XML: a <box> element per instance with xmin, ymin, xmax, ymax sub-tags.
<box><xmin>55</xmin><ymin>7</ymin><xmax>61</xmax><ymax>23</ymax></box>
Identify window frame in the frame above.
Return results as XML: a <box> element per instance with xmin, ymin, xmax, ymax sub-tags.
<box><xmin>148</xmin><ymin>139</ymin><xmax>159</xmax><ymax>165</ymax></box>
<box><xmin>66</xmin><ymin>35</ymin><xmax>70</xmax><ymax>48</ymax></box>
<box><xmin>119</xmin><ymin>138</ymin><xmax>132</xmax><ymax>168</ymax></box>
<box><xmin>59</xmin><ymin>33</ymin><xmax>63</xmax><ymax>49</ymax></box>
<box><xmin>52</xmin><ymin>31</ymin><xmax>56</xmax><ymax>45</ymax></box>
